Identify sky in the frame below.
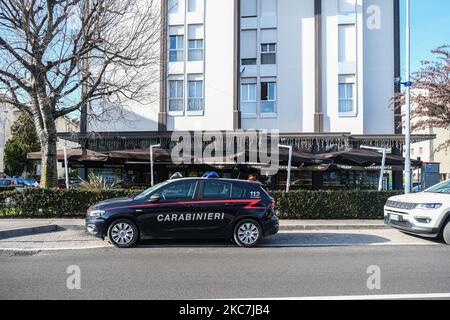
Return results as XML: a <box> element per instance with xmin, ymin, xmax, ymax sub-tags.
<box><xmin>400</xmin><ymin>0</ymin><xmax>450</xmax><ymax>77</ymax></box>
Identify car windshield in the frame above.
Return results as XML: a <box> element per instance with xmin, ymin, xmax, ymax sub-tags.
<box><xmin>134</xmin><ymin>181</ymin><xmax>170</xmax><ymax>200</ymax></box>
<box><xmin>424</xmin><ymin>180</ymin><xmax>450</xmax><ymax>194</ymax></box>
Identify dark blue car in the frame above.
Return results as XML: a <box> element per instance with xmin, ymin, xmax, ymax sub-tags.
<box><xmin>86</xmin><ymin>178</ymin><xmax>279</xmax><ymax>248</ymax></box>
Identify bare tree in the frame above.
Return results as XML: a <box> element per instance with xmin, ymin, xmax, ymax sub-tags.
<box><xmin>0</xmin><ymin>0</ymin><xmax>161</xmax><ymax>187</ymax></box>
<box><xmin>393</xmin><ymin>46</ymin><xmax>450</xmax><ymax>151</ymax></box>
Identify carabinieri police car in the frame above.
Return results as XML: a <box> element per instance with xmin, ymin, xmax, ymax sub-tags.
<box><xmin>86</xmin><ymin>177</ymin><xmax>279</xmax><ymax>248</ymax></box>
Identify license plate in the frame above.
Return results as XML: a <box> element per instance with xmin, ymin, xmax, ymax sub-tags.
<box><xmin>389</xmin><ymin>213</ymin><xmax>402</xmax><ymax>222</ymax></box>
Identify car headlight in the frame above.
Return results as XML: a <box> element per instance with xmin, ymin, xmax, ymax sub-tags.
<box><xmin>416</xmin><ymin>203</ymin><xmax>442</xmax><ymax>210</ymax></box>
<box><xmin>87</xmin><ymin>209</ymin><xmax>105</xmax><ymax>217</ymax></box>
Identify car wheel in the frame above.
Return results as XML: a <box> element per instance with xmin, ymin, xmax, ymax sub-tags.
<box><xmin>233</xmin><ymin>219</ymin><xmax>262</xmax><ymax>248</ymax></box>
<box><xmin>443</xmin><ymin>220</ymin><xmax>450</xmax><ymax>245</ymax></box>
<box><xmin>108</xmin><ymin>219</ymin><xmax>139</xmax><ymax>248</ymax></box>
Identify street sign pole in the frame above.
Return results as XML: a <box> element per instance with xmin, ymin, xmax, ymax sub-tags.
<box><xmin>150</xmin><ymin>144</ymin><xmax>161</xmax><ymax>186</ymax></box>
<box><xmin>405</xmin><ymin>0</ymin><xmax>412</xmax><ymax>194</ymax></box>
<box><xmin>63</xmin><ymin>144</ymin><xmax>69</xmax><ymax>190</ymax></box>
<box><xmin>278</xmin><ymin>144</ymin><xmax>292</xmax><ymax>193</ymax></box>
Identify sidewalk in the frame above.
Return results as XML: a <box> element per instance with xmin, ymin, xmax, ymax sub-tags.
<box><xmin>0</xmin><ymin>218</ymin><xmax>423</xmax><ymax>252</ymax></box>
<box><xmin>0</xmin><ymin>218</ymin><xmax>387</xmax><ymax>238</ymax></box>
<box><xmin>280</xmin><ymin>220</ymin><xmax>387</xmax><ymax>231</ymax></box>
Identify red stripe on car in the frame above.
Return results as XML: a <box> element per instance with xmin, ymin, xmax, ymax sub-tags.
<box><xmin>109</xmin><ymin>199</ymin><xmax>262</xmax><ymax>211</ymax></box>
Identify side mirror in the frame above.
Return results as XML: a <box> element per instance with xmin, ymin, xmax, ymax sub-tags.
<box><xmin>149</xmin><ymin>194</ymin><xmax>161</xmax><ymax>203</ymax></box>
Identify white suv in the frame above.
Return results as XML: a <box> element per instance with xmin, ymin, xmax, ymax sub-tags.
<box><xmin>384</xmin><ymin>180</ymin><xmax>450</xmax><ymax>244</ymax></box>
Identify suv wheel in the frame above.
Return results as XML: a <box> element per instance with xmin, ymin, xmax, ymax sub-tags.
<box><xmin>233</xmin><ymin>219</ymin><xmax>262</xmax><ymax>248</ymax></box>
<box><xmin>443</xmin><ymin>220</ymin><xmax>450</xmax><ymax>245</ymax></box>
<box><xmin>108</xmin><ymin>219</ymin><xmax>139</xmax><ymax>248</ymax></box>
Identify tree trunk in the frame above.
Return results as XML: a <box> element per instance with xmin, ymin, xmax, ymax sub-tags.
<box><xmin>33</xmin><ymin>108</ymin><xmax>58</xmax><ymax>189</ymax></box>
<box><xmin>40</xmin><ymin>133</ymin><xmax>58</xmax><ymax>188</ymax></box>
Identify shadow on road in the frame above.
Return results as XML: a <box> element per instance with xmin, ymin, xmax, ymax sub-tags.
<box><xmin>134</xmin><ymin>232</ymin><xmax>392</xmax><ymax>248</ymax></box>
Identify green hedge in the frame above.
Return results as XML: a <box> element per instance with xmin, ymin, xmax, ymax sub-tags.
<box><xmin>0</xmin><ymin>188</ymin><xmax>400</xmax><ymax>219</ymax></box>
<box><xmin>270</xmin><ymin>190</ymin><xmax>401</xmax><ymax>219</ymax></box>
<box><xmin>0</xmin><ymin>186</ymin><xmax>15</xmax><ymax>192</ymax></box>
<box><xmin>0</xmin><ymin>189</ymin><xmax>142</xmax><ymax>218</ymax></box>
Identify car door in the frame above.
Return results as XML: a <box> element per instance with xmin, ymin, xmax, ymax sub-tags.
<box><xmin>140</xmin><ymin>180</ymin><xmax>199</xmax><ymax>238</ymax></box>
<box><xmin>192</xmin><ymin>180</ymin><xmax>240</xmax><ymax>237</ymax></box>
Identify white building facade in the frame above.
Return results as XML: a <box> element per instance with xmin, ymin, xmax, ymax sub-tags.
<box><xmin>88</xmin><ymin>0</ymin><xmax>401</xmax><ymax>136</ymax></box>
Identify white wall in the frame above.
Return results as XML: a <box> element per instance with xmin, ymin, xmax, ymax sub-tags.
<box><xmin>86</xmin><ymin>0</ymin><xmax>397</xmax><ymax>136</ymax></box>
<box><xmin>0</xmin><ymin>105</ymin><xmax>20</xmax><ymax>174</ymax></box>
<box><xmin>167</xmin><ymin>0</ymin><xmax>236</xmax><ymax>131</ymax></box>
<box><xmin>88</xmin><ymin>0</ymin><xmax>161</xmax><ymax>133</ymax></box>
<box><xmin>363</xmin><ymin>0</ymin><xmax>395</xmax><ymax>134</ymax></box>
<box><xmin>240</xmin><ymin>0</ymin><xmax>315</xmax><ymax>132</ymax></box>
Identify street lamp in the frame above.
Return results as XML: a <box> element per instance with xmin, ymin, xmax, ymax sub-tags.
<box><xmin>278</xmin><ymin>144</ymin><xmax>292</xmax><ymax>193</ymax></box>
<box><xmin>361</xmin><ymin>145</ymin><xmax>387</xmax><ymax>192</ymax></box>
<box><xmin>404</xmin><ymin>0</ymin><xmax>412</xmax><ymax>194</ymax></box>
<box><xmin>150</xmin><ymin>144</ymin><xmax>161</xmax><ymax>186</ymax></box>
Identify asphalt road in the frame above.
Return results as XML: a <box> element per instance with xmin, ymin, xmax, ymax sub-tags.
<box><xmin>1</xmin><ymin>232</ymin><xmax>450</xmax><ymax>300</ymax></box>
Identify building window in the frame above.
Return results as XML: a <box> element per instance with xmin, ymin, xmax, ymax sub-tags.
<box><xmin>188</xmin><ymin>39</ymin><xmax>204</xmax><ymax>61</ymax></box>
<box><xmin>168</xmin><ymin>0</ymin><xmax>179</xmax><ymax>14</ymax></box>
<box><xmin>169</xmin><ymin>35</ymin><xmax>184</xmax><ymax>62</ymax></box>
<box><xmin>338</xmin><ymin>76</ymin><xmax>355</xmax><ymax>114</ymax></box>
<box><xmin>241</xmin><ymin>83</ymin><xmax>257</xmax><ymax>114</ymax></box>
<box><xmin>188</xmin><ymin>25</ymin><xmax>204</xmax><ymax>61</ymax></box>
<box><xmin>338</xmin><ymin>24</ymin><xmax>356</xmax><ymax>63</ymax></box>
<box><xmin>241</xmin><ymin>58</ymin><xmax>257</xmax><ymax>65</ymax></box>
<box><xmin>338</xmin><ymin>0</ymin><xmax>356</xmax><ymax>14</ymax></box>
<box><xmin>241</xmin><ymin>30</ymin><xmax>257</xmax><ymax>66</ymax></box>
<box><xmin>188</xmin><ymin>80</ymin><xmax>204</xmax><ymax>112</ymax></box>
<box><xmin>261</xmin><ymin>43</ymin><xmax>276</xmax><ymax>65</ymax></box>
<box><xmin>261</xmin><ymin>81</ymin><xmax>276</xmax><ymax>114</ymax></box>
<box><xmin>241</xmin><ymin>0</ymin><xmax>257</xmax><ymax>18</ymax></box>
<box><xmin>169</xmin><ymin>80</ymin><xmax>184</xmax><ymax>112</ymax></box>
<box><xmin>188</xmin><ymin>0</ymin><xmax>197</xmax><ymax>12</ymax></box>
<box><xmin>261</xmin><ymin>0</ymin><xmax>277</xmax><ymax>16</ymax></box>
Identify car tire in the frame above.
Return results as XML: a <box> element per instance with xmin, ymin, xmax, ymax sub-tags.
<box><xmin>108</xmin><ymin>219</ymin><xmax>139</xmax><ymax>248</ymax></box>
<box><xmin>233</xmin><ymin>219</ymin><xmax>262</xmax><ymax>248</ymax></box>
<box><xmin>443</xmin><ymin>220</ymin><xmax>450</xmax><ymax>245</ymax></box>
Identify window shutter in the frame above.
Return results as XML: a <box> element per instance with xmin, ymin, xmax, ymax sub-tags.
<box><xmin>240</xmin><ymin>30</ymin><xmax>257</xmax><ymax>59</ymax></box>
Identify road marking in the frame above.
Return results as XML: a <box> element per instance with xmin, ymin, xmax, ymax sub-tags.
<box><xmin>228</xmin><ymin>293</ymin><xmax>450</xmax><ymax>300</ymax></box>
<box><xmin>0</xmin><ymin>245</ymin><xmax>111</xmax><ymax>252</ymax></box>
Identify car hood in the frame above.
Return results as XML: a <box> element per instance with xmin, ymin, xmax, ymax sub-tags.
<box><xmin>389</xmin><ymin>192</ymin><xmax>450</xmax><ymax>205</ymax></box>
<box><xmin>92</xmin><ymin>197</ymin><xmax>139</xmax><ymax>210</ymax></box>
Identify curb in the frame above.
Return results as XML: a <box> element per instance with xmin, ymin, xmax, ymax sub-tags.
<box><xmin>279</xmin><ymin>224</ymin><xmax>389</xmax><ymax>231</ymax></box>
<box><xmin>0</xmin><ymin>224</ymin><xmax>58</xmax><ymax>240</ymax></box>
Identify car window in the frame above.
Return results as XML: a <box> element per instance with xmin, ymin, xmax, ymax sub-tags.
<box><xmin>160</xmin><ymin>181</ymin><xmax>197</xmax><ymax>200</ymax></box>
<box><xmin>0</xmin><ymin>180</ymin><xmax>11</xmax><ymax>186</ymax></box>
<box><xmin>425</xmin><ymin>180</ymin><xmax>450</xmax><ymax>194</ymax></box>
<box><xmin>231</xmin><ymin>185</ymin><xmax>246</xmax><ymax>199</ymax></box>
<box><xmin>203</xmin><ymin>181</ymin><xmax>232</xmax><ymax>199</ymax></box>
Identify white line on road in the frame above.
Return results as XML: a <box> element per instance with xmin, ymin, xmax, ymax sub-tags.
<box><xmin>228</xmin><ymin>293</ymin><xmax>450</xmax><ymax>300</ymax></box>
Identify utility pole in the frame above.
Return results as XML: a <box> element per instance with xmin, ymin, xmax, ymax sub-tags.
<box><xmin>404</xmin><ymin>0</ymin><xmax>412</xmax><ymax>194</ymax></box>
<box><xmin>80</xmin><ymin>0</ymin><xmax>90</xmax><ymax>135</ymax></box>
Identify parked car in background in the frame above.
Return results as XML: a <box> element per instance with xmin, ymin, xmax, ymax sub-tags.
<box><xmin>0</xmin><ymin>178</ymin><xmax>25</xmax><ymax>190</ymax></box>
<box><xmin>58</xmin><ymin>178</ymin><xmax>82</xmax><ymax>189</ymax></box>
<box><xmin>12</xmin><ymin>178</ymin><xmax>39</xmax><ymax>188</ymax></box>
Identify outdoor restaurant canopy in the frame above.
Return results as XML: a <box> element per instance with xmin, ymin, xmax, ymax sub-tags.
<box><xmin>315</xmin><ymin>149</ymin><xmax>422</xmax><ymax>167</ymax></box>
<box><xmin>108</xmin><ymin>148</ymin><xmax>173</xmax><ymax>162</ymax></box>
<box><xmin>245</xmin><ymin>149</ymin><xmax>323</xmax><ymax>166</ymax></box>
<box><xmin>27</xmin><ymin>148</ymin><xmax>108</xmax><ymax>162</ymax></box>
